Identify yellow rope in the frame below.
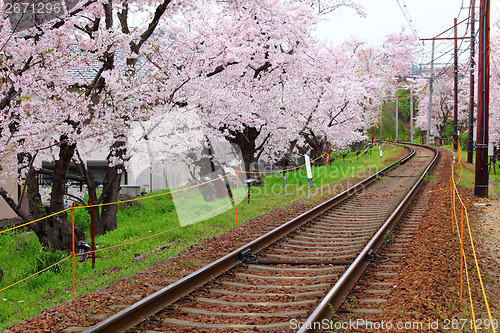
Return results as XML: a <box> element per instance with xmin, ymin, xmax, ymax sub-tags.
<box><xmin>451</xmin><ymin>158</ymin><xmax>496</xmax><ymax>332</ymax></box>
<box><xmin>1</xmin><ymin>144</ymin><xmax>384</xmax><ymax>234</ymax></box>
<box><xmin>0</xmin><ymin>172</ymin><xmax>236</xmax><ymax>233</ymax></box>
<box><xmin>0</xmin><ymin>143</ymin><xmax>393</xmax><ymax>295</ymax></box>
<box><xmin>0</xmin><ymin>256</ymin><xmax>71</xmax><ymax>293</ymax></box>
<box><xmin>243</xmin><ymin>152</ymin><xmax>327</xmax><ymax>174</ymax></box>
<box><xmin>452</xmin><ymin>192</ymin><xmax>477</xmax><ymax>331</ymax></box>
<box><xmin>0</xmin><ymin>208</ymin><xmax>72</xmax><ymax>234</ymax></box>
<box><xmin>78</xmin><ymin>171</ymin><xmax>236</xmax><ymax>209</ymax></box>
<box><xmin>464</xmin><ymin>206</ymin><xmax>496</xmax><ymax>332</ymax></box>
<box><xmin>1</xmin><ymin>199</ymin><xmax>236</xmax><ymax>293</ymax></box>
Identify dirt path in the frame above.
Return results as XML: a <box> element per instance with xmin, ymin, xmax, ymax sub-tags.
<box><xmin>476</xmin><ymin>198</ymin><xmax>500</xmax><ymax>268</ymax></box>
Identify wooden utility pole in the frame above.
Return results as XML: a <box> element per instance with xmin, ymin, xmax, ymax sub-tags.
<box><xmin>474</xmin><ymin>0</ymin><xmax>490</xmax><ymax>197</ymax></box>
<box><xmin>467</xmin><ymin>0</ymin><xmax>476</xmax><ymax>163</ymax></box>
<box><xmin>453</xmin><ymin>18</ymin><xmax>459</xmax><ymax>151</ymax></box>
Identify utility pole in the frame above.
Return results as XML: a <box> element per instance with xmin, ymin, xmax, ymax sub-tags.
<box><xmin>468</xmin><ymin>0</ymin><xmax>476</xmax><ymax>163</ymax></box>
<box><xmin>474</xmin><ymin>0</ymin><xmax>489</xmax><ymax>197</ymax></box>
<box><xmin>422</xmin><ymin>22</ymin><xmax>470</xmax><ymax>146</ymax></box>
<box><xmin>395</xmin><ymin>90</ymin><xmax>399</xmax><ymax>142</ymax></box>
<box><xmin>380</xmin><ymin>103</ymin><xmax>383</xmax><ymax>141</ymax></box>
<box><xmin>410</xmin><ymin>88</ymin><xmax>414</xmax><ymax>143</ymax></box>
<box><xmin>453</xmin><ymin>18</ymin><xmax>459</xmax><ymax>151</ymax></box>
<box><xmin>427</xmin><ymin>39</ymin><xmax>435</xmax><ymax>145</ymax></box>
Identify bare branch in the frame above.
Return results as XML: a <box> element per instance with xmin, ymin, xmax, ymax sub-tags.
<box><xmin>206</xmin><ymin>62</ymin><xmax>239</xmax><ymax>78</ymax></box>
<box><xmin>130</xmin><ymin>0</ymin><xmax>173</xmax><ymax>55</ymax></box>
<box><xmin>0</xmin><ymin>187</ymin><xmax>30</xmax><ymax>222</ymax></box>
<box><xmin>117</xmin><ymin>1</ymin><xmax>130</xmax><ymax>34</ymax></box>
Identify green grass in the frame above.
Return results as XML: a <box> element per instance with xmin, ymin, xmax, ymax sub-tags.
<box><xmin>492</xmin><ymin>168</ymin><xmax>500</xmax><ymax>196</ymax></box>
<box><xmin>0</xmin><ymin>144</ymin><xmax>404</xmax><ymax>329</ymax></box>
<box><xmin>444</xmin><ymin>144</ymin><xmax>500</xmax><ymax>195</ymax></box>
<box><xmin>445</xmin><ymin>144</ymin><xmax>476</xmax><ymax>190</ymax></box>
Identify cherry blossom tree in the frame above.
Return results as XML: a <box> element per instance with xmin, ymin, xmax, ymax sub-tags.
<box><xmin>288</xmin><ymin>31</ymin><xmax>420</xmax><ymax>162</ymax></box>
<box><xmin>489</xmin><ymin>20</ymin><xmax>500</xmax><ymax>147</ymax></box>
<box><xmin>129</xmin><ymin>8</ymin><xmax>420</xmax><ymax>182</ymax></box>
<box><xmin>0</xmin><ymin>0</ymin><xmax>184</xmax><ymax>251</ymax></box>
<box><xmin>138</xmin><ymin>0</ymin><xmax>362</xmax><ymax>181</ymax></box>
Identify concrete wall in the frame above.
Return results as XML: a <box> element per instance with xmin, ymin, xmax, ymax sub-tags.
<box><xmin>0</xmin><ymin>155</ymin><xmax>19</xmax><ymax>220</ymax></box>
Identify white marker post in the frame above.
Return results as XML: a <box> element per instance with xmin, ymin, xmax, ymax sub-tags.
<box><xmin>379</xmin><ymin>145</ymin><xmax>383</xmax><ymax>157</ymax></box>
<box><xmin>305</xmin><ymin>154</ymin><xmax>313</xmax><ymax>188</ymax></box>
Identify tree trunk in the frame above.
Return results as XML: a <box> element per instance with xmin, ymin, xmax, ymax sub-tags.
<box><xmin>304</xmin><ymin>133</ymin><xmax>326</xmax><ymax>166</ymax></box>
<box><xmin>74</xmin><ymin>150</ymin><xmax>115</xmax><ymax>236</ymax></box>
<box><xmin>98</xmin><ymin>139</ymin><xmax>126</xmax><ymax>234</ymax></box>
<box><xmin>195</xmin><ymin>142</ymin><xmax>231</xmax><ymax>202</ymax></box>
<box><xmin>20</xmin><ymin>142</ymin><xmax>86</xmax><ymax>253</ymax></box>
<box><xmin>226</xmin><ymin>126</ymin><xmax>262</xmax><ymax>185</ymax></box>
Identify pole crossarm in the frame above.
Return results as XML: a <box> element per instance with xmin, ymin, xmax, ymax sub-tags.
<box><xmin>422</xmin><ymin>17</ymin><xmax>470</xmax><ymax>39</ymax></box>
<box><xmin>420</xmin><ymin>37</ymin><xmax>470</xmax><ymax>41</ymax></box>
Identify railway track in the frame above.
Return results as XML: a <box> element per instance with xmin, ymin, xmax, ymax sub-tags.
<box><xmin>80</xmin><ymin>143</ymin><xmax>437</xmax><ymax>333</ymax></box>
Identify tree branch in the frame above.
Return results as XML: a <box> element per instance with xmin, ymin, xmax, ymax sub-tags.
<box><xmin>16</xmin><ymin>151</ymin><xmax>38</xmax><ymax>211</ymax></box>
<box><xmin>252</xmin><ymin>61</ymin><xmax>272</xmax><ymax>79</ymax></box>
<box><xmin>206</xmin><ymin>62</ymin><xmax>239</xmax><ymax>78</ymax></box>
<box><xmin>255</xmin><ymin>133</ymin><xmax>271</xmax><ymax>152</ymax></box>
<box><xmin>328</xmin><ymin>101</ymin><xmax>349</xmax><ymax>127</ymax></box>
<box><xmin>0</xmin><ymin>187</ymin><xmax>30</xmax><ymax>222</ymax></box>
<box><xmin>117</xmin><ymin>1</ymin><xmax>130</xmax><ymax>34</ymax></box>
<box><xmin>255</xmin><ymin>133</ymin><xmax>271</xmax><ymax>161</ymax></box>
<box><xmin>130</xmin><ymin>0</ymin><xmax>173</xmax><ymax>55</ymax></box>
<box><xmin>64</xmin><ymin>193</ymin><xmax>86</xmax><ymax>206</ymax></box>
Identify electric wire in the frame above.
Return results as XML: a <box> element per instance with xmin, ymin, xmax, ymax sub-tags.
<box><xmin>397</xmin><ymin>0</ymin><xmax>420</xmax><ymax>40</ymax></box>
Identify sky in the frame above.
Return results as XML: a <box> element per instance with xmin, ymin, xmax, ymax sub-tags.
<box><xmin>315</xmin><ymin>0</ymin><xmax>499</xmax><ymax>67</ymax></box>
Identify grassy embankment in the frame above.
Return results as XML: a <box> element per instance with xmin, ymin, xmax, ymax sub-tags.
<box><xmin>367</xmin><ymin>92</ymin><xmax>418</xmax><ymax>143</ymax></box>
<box><xmin>0</xmin><ymin>144</ymin><xmax>405</xmax><ymax>329</ymax></box>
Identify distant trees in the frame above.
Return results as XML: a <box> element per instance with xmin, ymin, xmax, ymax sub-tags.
<box><xmin>415</xmin><ymin>64</ymin><xmax>472</xmax><ymax>140</ymax></box>
<box><xmin>489</xmin><ymin>20</ymin><xmax>500</xmax><ymax>146</ymax></box>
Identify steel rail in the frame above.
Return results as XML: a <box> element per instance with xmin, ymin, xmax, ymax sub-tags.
<box><xmin>298</xmin><ymin>144</ymin><xmax>439</xmax><ymax>333</ymax></box>
<box><xmin>84</xmin><ymin>144</ymin><xmax>415</xmax><ymax>333</ymax></box>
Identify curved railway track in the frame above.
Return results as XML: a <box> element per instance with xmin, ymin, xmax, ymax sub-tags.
<box><xmin>81</xmin><ymin>143</ymin><xmax>437</xmax><ymax>333</ymax></box>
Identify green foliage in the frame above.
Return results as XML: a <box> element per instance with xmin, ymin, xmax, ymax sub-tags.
<box><xmin>367</xmin><ymin>93</ymin><xmax>411</xmax><ymax>141</ymax></box>
<box><xmin>442</xmin><ymin>123</ymin><xmax>453</xmax><ymax>139</ymax></box>
<box><xmin>458</xmin><ymin>130</ymin><xmax>469</xmax><ymax>149</ymax></box>
<box><xmin>492</xmin><ymin>170</ymin><xmax>500</xmax><ymax>196</ymax></box>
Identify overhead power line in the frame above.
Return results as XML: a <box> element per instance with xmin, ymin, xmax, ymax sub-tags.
<box><xmin>395</xmin><ymin>0</ymin><xmax>420</xmax><ymax>40</ymax></box>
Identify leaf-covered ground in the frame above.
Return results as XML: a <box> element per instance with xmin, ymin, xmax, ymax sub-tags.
<box><xmin>338</xmin><ymin>148</ymin><xmax>500</xmax><ymax>332</ymax></box>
